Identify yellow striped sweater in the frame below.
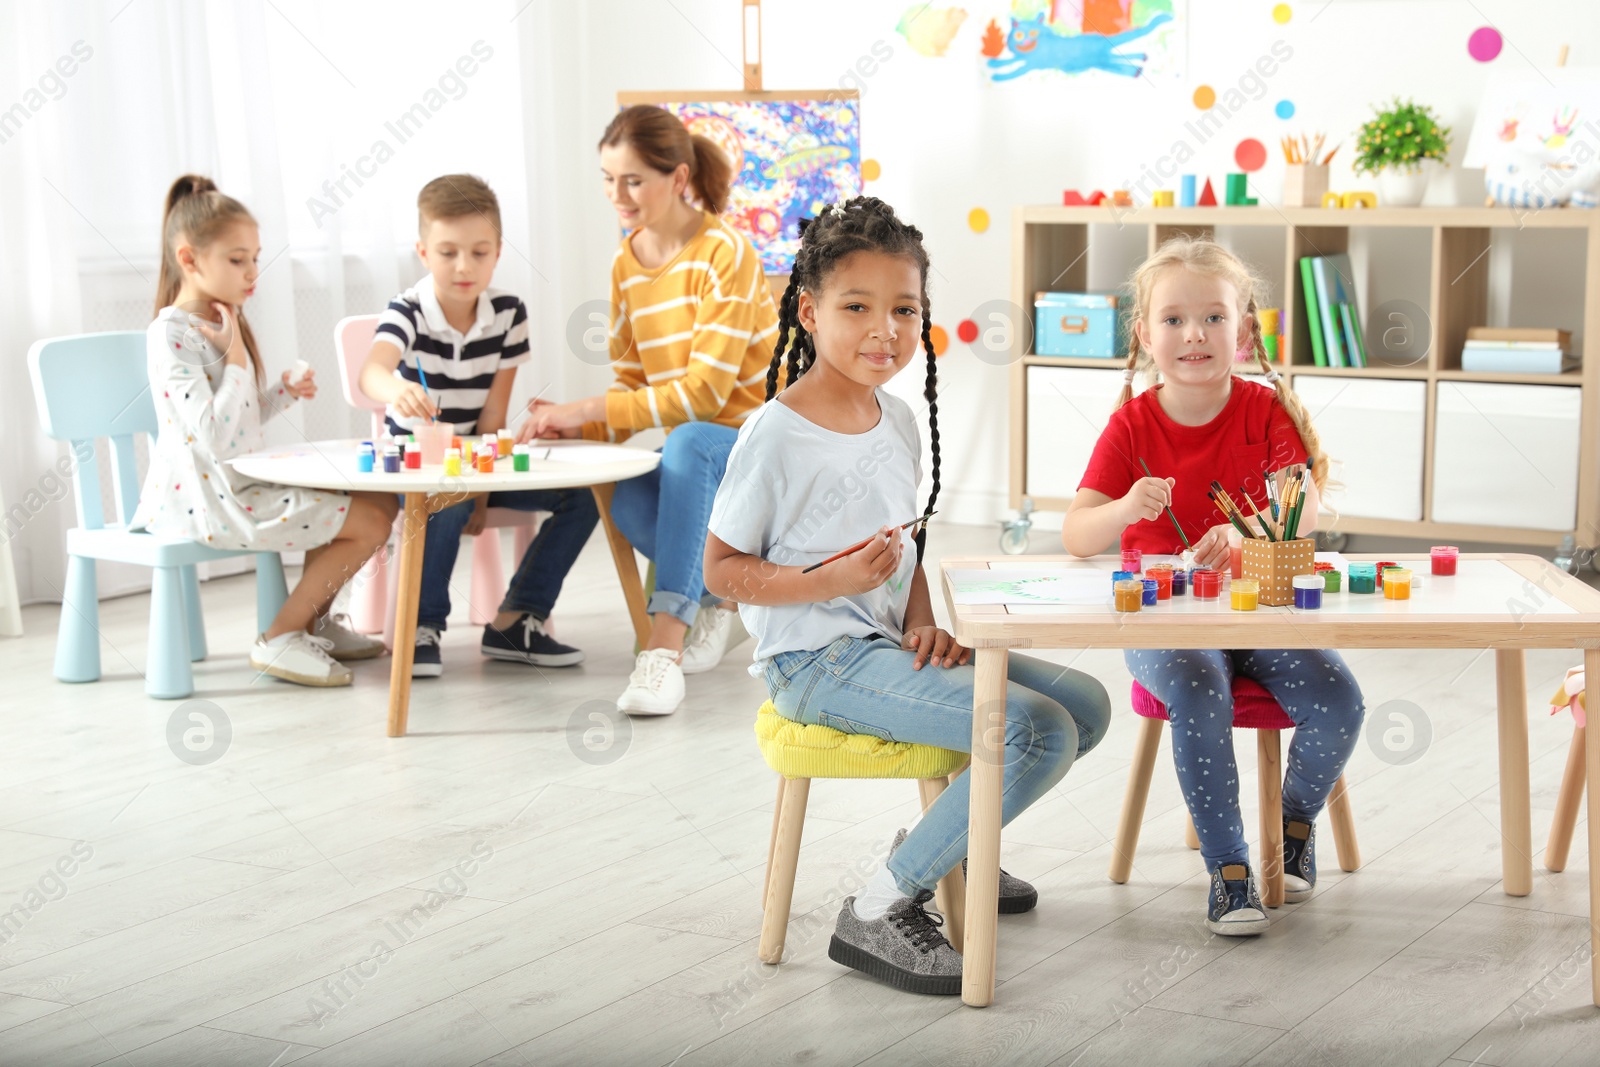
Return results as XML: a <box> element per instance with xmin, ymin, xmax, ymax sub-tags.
<box><xmin>586</xmin><ymin>211</ymin><xmax>779</xmax><ymax>442</ymax></box>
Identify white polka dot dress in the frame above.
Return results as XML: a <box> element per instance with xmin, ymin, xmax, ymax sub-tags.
<box><xmin>129</xmin><ymin>306</ymin><xmax>350</xmax><ymax>552</ymax></box>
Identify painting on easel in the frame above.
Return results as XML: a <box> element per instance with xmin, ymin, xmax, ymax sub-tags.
<box><xmin>618</xmin><ymin>91</ymin><xmax>862</xmax><ymax>274</ymax></box>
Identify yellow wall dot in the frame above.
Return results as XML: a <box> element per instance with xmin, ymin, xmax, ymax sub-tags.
<box><xmin>968</xmin><ymin>207</ymin><xmax>990</xmax><ymax>233</ymax></box>
<box><xmin>861</xmin><ymin>158</ymin><xmax>881</xmax><ymax>181</ymax></box>
<box><xmin>1272</xmin><ymin>3</ymin><xmax>1292</xmax><ymax>23</ymax></box>
<box><xmin>1192</xmin><ymin>85</ymin><xmax>1216</xmax><ymax>109</ymax></box>
<box><xmin>928</xmin><ymin>324</ymin><xmax>949</xmax><ymax>356</ymax></box>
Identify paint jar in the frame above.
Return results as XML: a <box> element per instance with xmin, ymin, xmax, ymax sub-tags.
<box><xmin>1145</xmin><ymin>565</ymin><xmax>1174</xmax><ymax>600</ymax></box>
<box><xmin>1228</xmin><ymin>542</ymin><xmax>1243</xmax><ymax>579</ymax></box>
<box><xmin>512</xmin><ymin>444</ymin><xmax>530</xmax><ymax>472</ymax></box>
<box><xmin>481</xmin><ymin>434</ymin><xmax>497</xmax><ymax>463</ymax></box>
<box><xmin>1293</xmin><ymin>574</ymin><xmax>1324</xmax><ymax>610</ymax></box>
<box><xmin>414</xmin><ymin>424</ymin><xmax>451</xmax><ymax>465</ymax></box>
<box><xmin>1230</xmin><ymin>579</ymin><xmax>1259</xmax><ymax>611</ymax></box>
<box><xmin>1121</xmin><ymin>548</ymin><xmax>1143</xmax><ymax>573</ymax></box>
<box><xmin>1322</xmin><ymin>570</ymin><xmax>1342</xmax><ymax>593</ymax></box>
<box><xmin>381</xmin><ymin>444</ymin><xmax>401</xmax><ymax>473</ymax></box>
<box><xmin>1348</xmin><ymin>563</ymin><xmax>1377</xmax><ymax>594</ymax></box>
<box><xmin>1383</xmin><ymin>567</ymin><xmax>1413</xmax><ymax>600</ymax></box>
<box><xmin>1114</xmin><ymin>578</ymin><xmax>1143</xmax><ymax>612</ymax></box>
<box><xmin>1313</xmin><ymin>561</ymin><xmax>1334</xmax><ymax>573</ymax></box>
<box><xmin>1192</xmin><ymin>568</ymin><xmax>1220</xmax><ymax>599</ymax></box>
<box><xmin>1112</xmin><ymin>570</ymin><xmax>1135</xmax><ymax>588</ymax></box>
<box><xmin>1376</xmin><ymin>561</ymin><xmax>1398</xmax><ymax>577</ymax></box>
<box><xmin>356</xmin><ymin>441</ymin><xmax>374</xmax><ymax>473</ymax></box>
<box><xmin>443</xmin><ymin>447</ymin><xmax>461</xmax><ymax>477</ymax></box>
<box><xmin>1431</xmin><ymin>545</ymin><xmax>1458</xmax><ymax>576</ymax></box>
<box><xmin>403</xmin><ymin>441</ymin><xmax>421</xmax><ymax>470</ymax></box>
<box><xmin>1141</xmin><ymin>579</ymin><xmax>1159</xmax><ymax>606</ymax></box>
<box><xmin>477</xmin><ymin>445</ymin><xmax>495</xmax><ymax>474</ymax></box>
<box><xmin>498</xmin><ymin>429</ymin><xmax>514</xmax><ymax>457</ymax></box>
<box><xmin>1171</xmin><ymin>568</ymin><xmax>1189</xmax><ymax>596</ymax></box>
<box><xmin>461</xmin><ymin>437</ymin><xmax>475</xmax><ymax>465</ymax></box>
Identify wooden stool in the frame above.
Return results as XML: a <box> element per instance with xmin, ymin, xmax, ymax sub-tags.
<box><xmin>1110</xmin><ymin>677</ymin><xmax>1361</xmax><ymax>906</ymax></box>
<box><xmin>755</xmin><ymin>701</ymin><xmax>970</xmax><ymax>964</ymax></box>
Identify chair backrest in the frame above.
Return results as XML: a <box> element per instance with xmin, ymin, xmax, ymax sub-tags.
<box><xmin>333</xmin><ymin>314</ymin><xmax>385</xmax><ymax>439</ymax></box>
<box><xmin>27</xmin><ymin>331</ymin><xmax>153</xmax><ymax>531</ymax></box>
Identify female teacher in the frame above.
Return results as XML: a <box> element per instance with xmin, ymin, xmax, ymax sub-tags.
<box><xmin>519</xmin><ymin>104</ymin><xmax>777</xmax><ymax>718</ymax></box>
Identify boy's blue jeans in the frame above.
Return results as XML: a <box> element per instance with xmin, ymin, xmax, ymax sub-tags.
<box><xmin>1123</xmin><ymin>648</ymin><xmax>1365</xmax><ymax>872</ymax></box>
<box><xmin>610</xmin><ymin>422</ymin><xmax>738</xmax><ymax>629</ymax></box>
<box><xmin>416</xmin><ymin>488</ymin><xmax>598</xmax><ymax>632</ymax></box>
<box><xmin>765</xmin><ymin>635</ymin><xmax>1112</xmax><ymax>896</ymax></box>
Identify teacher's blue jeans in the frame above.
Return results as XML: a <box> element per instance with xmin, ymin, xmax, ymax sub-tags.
<box><xmin>610</xmin><ymin>422</ymin><xmax>738</xmax><ymax>629</ymax></box>
<box><xmin>765</xmin><ymin>635</ymin><xmax>1112</xmax><ymax>895</ymax></box>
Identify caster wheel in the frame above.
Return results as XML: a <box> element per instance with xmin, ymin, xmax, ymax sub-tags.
<box><xmin>1000</xmin><ymin>526</ymin><xmax>1029</xmax><ymax>555</ymax></box>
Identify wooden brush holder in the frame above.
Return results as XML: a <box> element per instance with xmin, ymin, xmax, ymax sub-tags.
<box><xmin>1241</xmin><ymin>538</ymin><xmax>1315</xmax><ymax>606</ymax></box>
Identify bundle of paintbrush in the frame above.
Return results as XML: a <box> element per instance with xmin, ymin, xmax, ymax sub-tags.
<box><xmin>1208</xmin><ymin>481</ymin><xmax>1261</xmax><ymax>540</ymax></box>
<box><xmin>1209</xmin><ymin>468</ymin><xmax>1310</xmax><ymax>542</ymax></box>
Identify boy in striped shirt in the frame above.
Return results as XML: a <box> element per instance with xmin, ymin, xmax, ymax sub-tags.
<box><xmin>361</xmin><ymin>174</ymin><xmax>597</xmax><ymax>677</ymax></box>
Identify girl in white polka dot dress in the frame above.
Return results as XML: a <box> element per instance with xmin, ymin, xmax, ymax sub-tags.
<box><xmin>130</xmin><ymin>176</ymin><xmax>398</xmax><ymax>686</ymax></box>
<box><xmin>1062</xmin><ymin>237</ymin><xmax>1365</xmax><ymax>936</ymax></box>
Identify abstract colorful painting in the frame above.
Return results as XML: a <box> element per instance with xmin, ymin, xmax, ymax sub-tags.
<box><xmin>624</xmin><ymin>94</ymin><xmax>863</xmax><ymax>274</ymax></box>
<box><xmin>982</xmin><ymin>0</ymin><xmax>1183</xmax><ymax>82</ymax></box>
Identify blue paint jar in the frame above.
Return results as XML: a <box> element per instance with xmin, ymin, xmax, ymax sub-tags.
<box><xmin>1141</xmin><ymin>579</ymin><xmax>1159</xmax><ymax>606</ymax></box>
<box><xmin>357</xmin><ymin>441</ymin><xmax>374</xmax><ymax>473</ymax></box>
<box><xmin>1293</xmin><ymin>575</ymin><xmax>1323</xmax><ymax>610</ymax></box>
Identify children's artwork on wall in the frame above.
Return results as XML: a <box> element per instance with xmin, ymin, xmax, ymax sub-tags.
<box><xmin>896</xmin><ymin>5</ymin><xmax>968</xmax><ymax>57</ymax></box>
<box><xmin>618</xmin><ymin>92</ymin><xmax>862</xmax><ymax>274</ymax></box>
<box><xmin>1462</xmin><ymin>69</ymin><xmax>1600</xmax><ymax>208</ymax></box>
<box><xmin>983</xmin><ymin>0</ymin><xmax>1183</xmax><ymax>83</ymax></box>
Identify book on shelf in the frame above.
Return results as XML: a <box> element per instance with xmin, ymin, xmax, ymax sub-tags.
<box><xmin>1466</xmin><ymin>326</ymin><xmax>1572</xmax><ymax>347</ymax></box>
<box><xmin>1459</xmin><ymin>342</ymin><xmax>1578</xmax><ymax>374</ymax></box>
<box><xmin>1298</xmin><ymin>257</ymin><xmax>1327</xmax><ymax>367</ymax></box>
<box><xmin>1300</xmin><ymin>254</ymin><xmax>1365</xmax><ymax>368</ymax></box>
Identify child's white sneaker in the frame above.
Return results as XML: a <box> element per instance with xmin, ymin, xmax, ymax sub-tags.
<box><xmin>617</xmin><ymin>647</ymin><xmax>685</xmax><ymax>716</ymax></box>
<box><xmin>313</xmin><ymin>613</ymin><xmax>385</xmax><ymax>661</ymax></box>
<box><xmin>250</xmin><ymin>631</ymin><xmax>353</xmax><ymax>687</ymax></box>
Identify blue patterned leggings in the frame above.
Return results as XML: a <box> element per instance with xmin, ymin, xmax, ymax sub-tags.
<box><xmin>1123</xmin><ymin>648</ymin><xmax>1365</xmax><ymax>872</ymax></box>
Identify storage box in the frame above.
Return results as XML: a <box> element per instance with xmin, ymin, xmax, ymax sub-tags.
<box><xmin>1034</xmin><ymin>292</ymin><xmax>1127</xmax><ymax>358</ymax></box>
<box><xmin>1241</xmin><ymin>538</ymin><xmax>1315</xmax><ymax>606</ymax></box>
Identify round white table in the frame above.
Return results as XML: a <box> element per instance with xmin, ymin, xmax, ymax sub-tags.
<box><xmin>231</xmin><ymin>438</ymin><xmax>661</xmax><ymax>736</ymax></box>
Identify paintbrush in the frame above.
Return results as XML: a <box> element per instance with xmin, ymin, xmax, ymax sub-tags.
<box><xmin>801</xmin><ymin>511</ymin><xmax>938</xmax><ymax>574</ymax></box>
<box><xmin>1137</xmin><ymin>457</ymin><xmax>1192</xmax><ymax>550</ymax></box>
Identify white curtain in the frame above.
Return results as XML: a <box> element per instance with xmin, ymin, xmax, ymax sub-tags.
<box><xmin>0</xmin><ymin>0</ymin><xmax>556</xmax><ymax>608</ymax></box>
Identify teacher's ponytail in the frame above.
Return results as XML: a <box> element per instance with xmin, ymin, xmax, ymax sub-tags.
<box><xmin>687</xmin><ymin>133</ymin><xmax>732</xmax><ymax>215</ymax></box>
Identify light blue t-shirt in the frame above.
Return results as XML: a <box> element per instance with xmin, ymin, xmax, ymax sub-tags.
<box><xmin>708</xmin><ymin>389</ymin><xmax>923</xmax><ymax>672</ymax></box>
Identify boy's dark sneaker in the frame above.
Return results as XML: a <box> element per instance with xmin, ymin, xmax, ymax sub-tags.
<box><xmin>828</xmin><ymin>890</ymin><xmax>963</xmax><ymax>996</ymax></box>
<box><xmin>889</xmin><ymin>828</ymin><xmax>1038</xmax><ymax>914</ymax></box>
<box><xmin>412</xmin><ymin>626</ymin><xmax>442</xmax><ymax>678</ymax></box>
<box><xmin>482</xmin><ymin>614</ymin><xmax>584</xmax><ymax>667</ymax></box>
<box><xmin>1283</xmin><ymin>818</ymin><xmax>1317</xmax><ymax>903</ymax></box>
<box><xmin>1207</xmin><ymin>863</ymin><xmax>1268</xmax><ymax>936</ymax></box>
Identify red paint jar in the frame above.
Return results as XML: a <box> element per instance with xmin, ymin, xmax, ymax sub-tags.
<box><xmin>1431</xmin><ymin>545</ymin><xmax>1458</xmax><ymax>576</ymax></box>
<box><xmin>1192</xmin><ymin>568</ymin><xmax>1220</xmax><ymax>599</ymax></box>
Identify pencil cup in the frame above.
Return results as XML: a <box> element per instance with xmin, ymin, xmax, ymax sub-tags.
<box><xmin>1283</xmin><ymin>164</ymin><xmax>1329</xmax><ymax>208</ymax></box>
<box><xmin>1241</xmin><ymin>537</ymin><xmax>1315</xmax><ymax>606</ymax></box>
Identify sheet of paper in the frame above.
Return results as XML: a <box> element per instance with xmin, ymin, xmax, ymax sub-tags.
<box><xmin>949</xmin><ymin>567</ymin><xmax>1113</xmax><ymax>606</ymax></box>
<box><xmin>537</xmin><ymin>443</ymin><xmax>650</xmax><ymax>466</ymax></box>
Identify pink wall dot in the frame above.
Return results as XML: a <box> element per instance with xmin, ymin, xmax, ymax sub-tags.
<box><xmin>1468</xmin><ymin>26</ymin><xmax>1502</xmax><ymax>62</ymax></box>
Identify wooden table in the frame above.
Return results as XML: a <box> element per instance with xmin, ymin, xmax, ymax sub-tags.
<box><xmin>231</xmin><ymin>438</ymin><xmax>660</xmax><ymax>736</ymax></box>
<box><xmin>941</xmin><ymin>552</ymin><xmax>1600</xmax><ymax>1008</ymax></box>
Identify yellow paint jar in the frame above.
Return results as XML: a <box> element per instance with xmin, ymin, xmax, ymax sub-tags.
<box><xmin>1230</xmin><ymin>579</ymin><xmax>1259</xmax><ymax>611</ymax></box>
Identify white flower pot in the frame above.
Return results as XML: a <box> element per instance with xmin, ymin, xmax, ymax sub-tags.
<box><xmin>1377</xmin><ymin>162</ymin><xmax>1436</xmax><ymax>207</ymax></box>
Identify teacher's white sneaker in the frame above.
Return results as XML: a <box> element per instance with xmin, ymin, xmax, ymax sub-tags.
<box><xmin>617</xmin><ymin>648</ymin><xmax>685</xmax><ymax>716</ymax></box>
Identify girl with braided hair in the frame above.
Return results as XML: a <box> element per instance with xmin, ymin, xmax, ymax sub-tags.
<box><xmin>1063</xmin><ymin>236</ymin><xmax>1365</xmax><ymax>936</ymax></box>
<box><xmin>705</xmin><ymin>197</ymin><xmax>1110</xmax><ymax>996</ymax></box>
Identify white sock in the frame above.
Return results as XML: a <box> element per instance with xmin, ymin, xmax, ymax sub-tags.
<box><xmin>853</xmin><ymin>865</ymin><xmax>907</xmax><ymax>922</ymax></box>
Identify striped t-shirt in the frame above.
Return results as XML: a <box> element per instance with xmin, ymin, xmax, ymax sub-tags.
<box><xmin>587</xmin><ymin>211</ymin><xmax>778</xmax><ymax>442</ymax></box>
<box><xmin>374</xmin><ymin>277</ymin><xmax>530</xmax><ymax>436</ymax></box>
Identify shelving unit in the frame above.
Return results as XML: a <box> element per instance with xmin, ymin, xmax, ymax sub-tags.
<box><xmin>1010</xmin><ymin>205</ymin><xmax>1600</xmax><ymax>550</ymax></box>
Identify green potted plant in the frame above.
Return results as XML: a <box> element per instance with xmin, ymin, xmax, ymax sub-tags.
<box><xmin>1353</xmin><ymin>97</ymin><xmax>1452</xmax><ymax>206</ymax></box>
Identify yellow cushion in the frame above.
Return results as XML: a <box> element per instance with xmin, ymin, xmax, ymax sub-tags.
<box><xmin>754</xmin><ymin>701</ymin><xmax>967</xmax><ymax>780</ymax></box>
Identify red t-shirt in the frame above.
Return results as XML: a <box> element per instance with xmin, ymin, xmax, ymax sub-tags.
<box><xmin>1077</xmin><ymin>380</ymin><xmax>1309</xmax><ymax>555</ymax></box>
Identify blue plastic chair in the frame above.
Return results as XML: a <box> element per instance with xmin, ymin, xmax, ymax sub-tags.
<box><xmin>27</xmin><ymin>331</ymin><xmax>289</xmax><ymax>699</ymax></box>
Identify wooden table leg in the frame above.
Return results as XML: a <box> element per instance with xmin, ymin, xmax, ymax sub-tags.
<box><xmin>1495</xmin><ymin>648</ymin><xmax>1533</xmax><ymax>897</ymax></box>
<box><xmin>963</xmin><ymin>647</ymin><xmax>1007</xmax><ymax>1007</ymax></box>
<box><xmin>386</xmin><ymin>493</ymin><xmax>428</xmax><ymax>738</ymax></box>
<box><xmin>590</xmin><ymin>482</ymin><xmax>650</xmax><ymax>650</ymax></box>
<box><xmin>1584</xmin><ymin>647</ymin><xmax>1600</xmax><ymax>1005</ymax></box>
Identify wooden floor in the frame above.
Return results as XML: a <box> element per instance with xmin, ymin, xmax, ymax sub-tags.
<box><xmin>3</xmin><ymin>525</ymin><xmax>1600</xmax><ymax>1066</ymax></box>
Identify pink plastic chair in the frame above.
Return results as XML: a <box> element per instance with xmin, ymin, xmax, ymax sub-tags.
<box><xmin>333</xmin><ymin>315</ymin><xmax>541</xmax><ymax>641</ymax></box>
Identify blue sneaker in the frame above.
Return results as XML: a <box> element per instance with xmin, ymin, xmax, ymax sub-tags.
<box><xmin>1283</xmin><ymin>818</ymin><xmax>1316</xmax><ymax>903</ymax></box>
<box><xmin>412</xmin><ymin>626</ymin><xmax>442</xmax><ymax>678</ymax></box>
<box><xmin>1207</xmin><ymin>863</ymin><xmax>1268</xmax><ymax>936</ymax></box>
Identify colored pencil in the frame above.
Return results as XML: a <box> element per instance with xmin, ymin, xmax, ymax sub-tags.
<box><xmin>1137</xmin><ymin>457</ymin><xmax>1192</xmax><ymax>550</ymax></box>
<box><xmin>801</xmin><ymin>511</ymin><xmax>938</xmax><ymax>574</ymax></box>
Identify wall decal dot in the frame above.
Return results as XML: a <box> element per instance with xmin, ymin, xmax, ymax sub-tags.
<box><xmin>1272</xmin><ymin>3</ymin><xmax>1291</xmax><ymax>24</ymax></box>
<box><xmin>957</xmin><ymin>319</ymin><xmax>979</xmax><ymax>344</ymax></box>
<box><xmin>929</xmin><ymin>324</ymin><xmax>949</xmax><ymax>356</ymax></box>
<box><xmin>1275</xmin><ymin>99</ymin><xmax>1295</xmax><ymax>120</ymax></box>
<box><xmin>1468</xmin><ymin>26</ymin><xmax>1502</xmax><ymax>62</ymax></box>
<box><xmin>1235</xmin><ymin>138</ymin><xmax>1267</xmax><ymax>172</ymax></box>
<box><xmin>968</xmin><ymin>207</ymin><xmax>990</xmax><ymax>233</ymax></box>
<box><xmin>861</xmin><ymin>158</ymin><xmax>881</xmax><ymax>181</ymax></box>
<box><xmin>1193</xmin><ymin>84</ymin><xmax>1216</xmax><ymax>110</ymax></box>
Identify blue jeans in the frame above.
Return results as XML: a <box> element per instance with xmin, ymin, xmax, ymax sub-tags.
<box><xmin>416</xmin><ymin>488</ymin><xmax>599</xmax><ymax>632</ymax></box>
<box><xmin>1124</xmin><ymin>648</ymin><xmax>1365</xmax><ymax>872</ymax></box>
<box><xmin>610</xmin><ymin>422</ymin><xmax>737</xmax><ymax>628</ymax></box>
<box><xmin>766</xmin><ymin>636</ymin><xmax>1112</xmax><ymax>895</ymax></box>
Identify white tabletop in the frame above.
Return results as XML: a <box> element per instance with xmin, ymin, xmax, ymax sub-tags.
<box><xmin>229</xmin><ymin>438</ymin><xmax>661</xmax><ymax>494</ymax></box>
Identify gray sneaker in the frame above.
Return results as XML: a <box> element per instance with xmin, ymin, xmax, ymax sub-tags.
<box><xmin>890</xmin><ymin>828</ymin><xmax>1038</xmax><ymax>914</ymax></box>
<box><xmin>829</xmin><ymin>891</ymin><xmax>962</xmax><ymax>996</ymax></box>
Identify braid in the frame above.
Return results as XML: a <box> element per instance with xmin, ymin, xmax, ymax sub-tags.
<box><xmin>917</xmin><ymin>312</ymin><xmax>942</xmax><ymax>563</ymax></box>
<box><xmin>767</xmin><ymin>275</ymin><xmax>801</xmax><ymax>400</ymax></box>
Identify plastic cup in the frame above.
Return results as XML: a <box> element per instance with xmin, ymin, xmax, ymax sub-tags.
<box><xmin>1145</xmin><ymin>565</ymin><xmax>1174</xmax><ymax>600</ymax></box>
<box><xmin>1348</xmin><ymin>563</ymin><xmax>1377</xmax><ymax>593</ymax></box>
<box><xmin>1114</xmin><ymin>578</ymin><xmax>1143</xmax><ymax>612</ymax></box>
<box><xmin>1230</xmin><ymin>579</ymin><xmax>1259</xmax><ymax>611</ymax></box>
<box><xmin>1322</xmin><ymin>570</ymin><xmax>1342</xmax><ymax>593</ymax></box>
<box><xmin>1141</xmin><ymin>579</ymin><xmax>1159</xmax><ymax>606</ymax></box>
<box><xmin>1192</xmin><ymin>568</ymin><xmax>1220</xmax><ymax>599</ymax></box>
<box><xmin>414</xmin><ymin>423</ymin><xmax>452</xmax><ymax>466</ymax></box>
<box><xmin>1228</xmin><ymin>543</ymin><xmax>1243</xmax><ymax>579</ymax></box>
<box><xmin>1122</xmin><ymin>548</ymin><xmax>1143</xmax><ymax>573</ymax></box>
<box><xmin>1383</xmin><ymin>567</ymin><xmax>1413</xmax><ymax>600</ymax></box>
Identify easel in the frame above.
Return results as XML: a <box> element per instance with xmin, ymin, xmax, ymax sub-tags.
<box><xmin>742</xmin><ymin>0</ymin><xmax>762</xmax><ymax>91</ymax></box>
